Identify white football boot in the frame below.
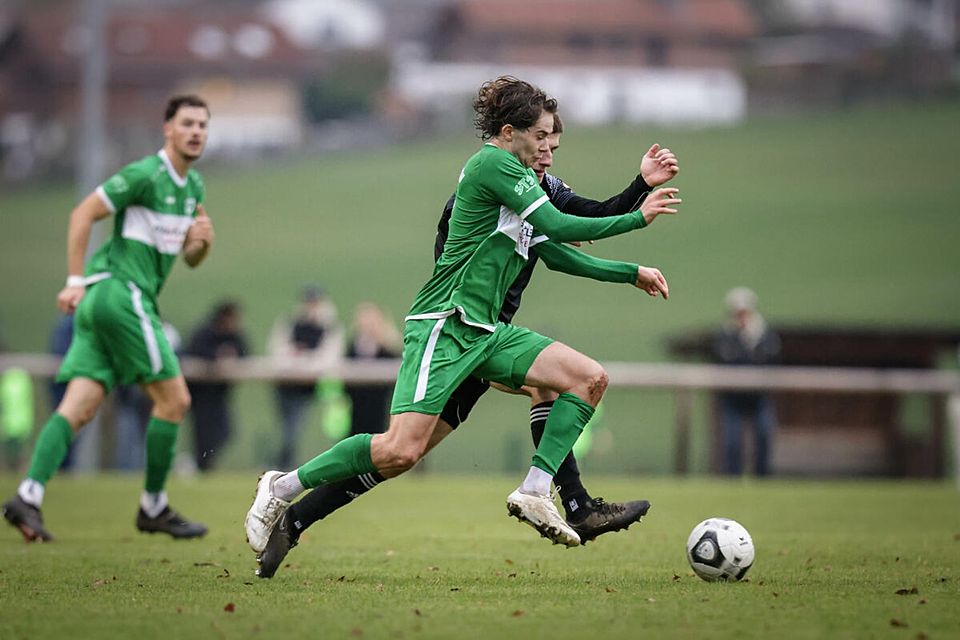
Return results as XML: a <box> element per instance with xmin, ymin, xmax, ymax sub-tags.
<box><xmin>506</xmin><ymin>488</ymin><xmax>581</xmax><ymax>547</ymax></box>
<box><xmin>245</xmin><ymin>470</ymin><xmax>290</xmax><ymax>554</ymax></box>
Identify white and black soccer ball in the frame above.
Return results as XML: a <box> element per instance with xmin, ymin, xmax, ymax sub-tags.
<box><xmin>686</xmin><ymin>517</ymin><xmax>755</xmax><ymax>582</ymax></box>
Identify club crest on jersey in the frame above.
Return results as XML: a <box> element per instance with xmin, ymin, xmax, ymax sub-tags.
<box><xmin>107</xmin><ymin>174</ymin><xmax>129</xmax><ymax>193</ymax></box>
<box><xmin>514</xmin><ymin>174</ymin><xmax>537</xmax><ymax>196</ymax></box>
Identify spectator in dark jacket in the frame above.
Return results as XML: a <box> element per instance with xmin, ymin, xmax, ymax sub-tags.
<box><xmin>186</xmin><ymin>301</ymin><xmax>248</xmax><ymax>472</ymax></box>
<box><xmin>712</xmin><ymin>287</ymin><xmax>781</xmax><ymax>476</ymax></box>
<box><xmin>344</xmin><ymin>303</ymin><xmax>401</xmax><ymax>437</ymax></box>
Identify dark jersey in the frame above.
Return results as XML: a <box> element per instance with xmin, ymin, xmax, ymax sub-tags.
<box><xmin>434</xmin><ymin>173</ymin><xmax>650</xmax><ymax>323</ymax></box>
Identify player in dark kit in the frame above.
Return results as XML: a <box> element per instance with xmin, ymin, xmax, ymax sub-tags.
<box><xmin>255</xmin><ymin>112</ymin><xmax>681</xmax><ymax>577</ymax></box>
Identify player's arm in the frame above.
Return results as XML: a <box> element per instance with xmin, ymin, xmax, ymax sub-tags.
<box><xmin>183</xmin><ymin>204</ymin><xmax>214</xmax><ymax>268</ymax></box>
<box><xmin>538</xmin><ymin>241</ymin><xmax>669</xmax><ymax>299</ymax></box>
<box><xmin>525</xmin><ymin>198</ymin><xmax>645</xmax><ymax>242</ymax></box>
<box><xmin>554</xmin><ymin>143</ymin><xmax>679</xmax><ymax>218</ymax></box>
<box><xmin>553</xmin><ymin>174</ymin><xmax>651</xmax><ymax>219</ymax></box>
<box><xmin>57</xmin><ymin>192</ymin><xmax>112</xmax><ymax>313</ymax></box>
<box><xmin>536</xmin><ymin>240</ymin><xmax>638</xmax><ymax>284</ymax></box>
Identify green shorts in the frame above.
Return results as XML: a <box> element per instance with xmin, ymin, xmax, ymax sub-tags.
<box><xmin>57</xmin><ymin>277</ymin><xmax>180</xmax><ymax>392</ymax></box>
<box><xmin>390</xmin><ymin>314</ymin><xmax>553</xmax><ymax>415</ymax></box>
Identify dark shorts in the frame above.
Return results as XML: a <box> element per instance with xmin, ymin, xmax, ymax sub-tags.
<box><xmin>439</xmin><ymin>375</ymin><xmax>490</xmax><ymax>430</ymax></box>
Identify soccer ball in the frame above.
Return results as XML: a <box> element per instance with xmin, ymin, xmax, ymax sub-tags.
<box><xmin>686</xmin><ymin>517</ymin><xmax>755</xmax><ymax>582</ymax></box>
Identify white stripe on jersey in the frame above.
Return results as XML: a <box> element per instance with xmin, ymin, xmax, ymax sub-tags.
<box><xmin>122</xmin><ymin>206</ymin><xmax>195</xmax><ymax>255</ymax></box>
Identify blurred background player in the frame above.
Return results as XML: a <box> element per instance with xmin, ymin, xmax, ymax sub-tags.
<box><xmin>254</xmin><ymin>110</ymin><xmax>681</xmax><ymax>577</ymax></box>
<box><xmin>712</xmin><ymin>287</ymin><xmax>781</xmax><ymax>476</ymax></box>
<box><xmin>2</xmin><ymin>95</ymin><xmax>214</xmax><ymax>542</ymax></box>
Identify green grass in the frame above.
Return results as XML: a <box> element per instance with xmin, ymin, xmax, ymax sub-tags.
<box><xmin>1</xmin><ymin>473</ymin><xmax>958</xmax><ymax>639</ymax></box>
<box><xmin>2</xmin><ymin>101</ymin><xmax>959</xmax><ymax>474</ymax></box>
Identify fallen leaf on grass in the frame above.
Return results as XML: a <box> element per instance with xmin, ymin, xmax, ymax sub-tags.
<box><xmin>604</xmin><ymin>586</ymin><xmax>617</xmax><ymax>593</ymax></box>
<box><xmin>917</xmin><ymin>599</ymin><xmax>927</xmax><ymax>605</ymax></box>
<box><xmin>889</xmin><ymin>619</ymin><xmax>908</xmax><ymax>628</ymax></box>
<box><xmin>351</xmin><ymin>628</ymin><xmax>363</xmax><ymax>636</ymax></box>
<box><xmin>413</xmin><ymin>609</ymin><xmax>422</xmax><ymax>617</ymax></box>
<box><xmin>505</xmin><ymin>559</ymin><xmax>514</xmax><ymax>565</ymax></box>
<box><xmin>193</xmin><ymin>562</ymin><xmax>217</xmax><ymax>567</ymax></box>
<box><xmin>895</xmin><ymin>586</ymin><xmax>919</xmax><ymax>595</ymax></box>
<box><xmin>672</xmin><ymin>574</ymin><xmax>681</xmax><ymax>581</ymax></box>
<box><xmin>217</xmin><ymin>568</ymin><xmax>230</xmax><ymax>579</ymax></box>
<box><xmin>224</xmin><ymin>603</ymin><xmax>235</xmax><ymax>613</ymax></box>
<box><xmin>511</xmin><ymin>610</ymin><xmax>524</xmax><ymax>617</ymax></box>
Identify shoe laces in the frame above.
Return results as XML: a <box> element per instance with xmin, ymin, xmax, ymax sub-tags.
<box><xmin>591</xmin><ymin>497</ymin><xmax>625</xmax><ymax>515</ymax></box>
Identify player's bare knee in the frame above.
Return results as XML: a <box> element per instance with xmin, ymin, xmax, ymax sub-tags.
<box><xmin>157</xmin><ymin>390</ymin><xmax>191</xmax><ymax>422</ymax></box>
<box><xmin>584</xmin><ymin>367</ymin><xmax>609</xmax><ymax>404</ymax></box>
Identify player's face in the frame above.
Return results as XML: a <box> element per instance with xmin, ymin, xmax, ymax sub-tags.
<box><xmin>164</xmin><ymin>106</ymin><xmax>209</xmax><ymax>162</ymax></box>
<box><xmin>511</xmin><ymin>111</ymin><xmax>555</xmax><ymax>169</ymax></box>
<box><xmin>532</xmin><ymin>132</ymin><xmax>561</xmax><ymax>181</ymax></box>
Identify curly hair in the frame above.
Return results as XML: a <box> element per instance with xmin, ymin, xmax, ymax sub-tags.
<box><xmin>472</xmin><ymin>76</ymin><xmax>557</xmax><ymax>140</ymax></box>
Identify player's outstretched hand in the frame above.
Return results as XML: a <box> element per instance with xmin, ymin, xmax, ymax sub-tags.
<box><xmin>57</xmin><ymin>285</ymin><xmax>85</xmax><ymax>314</ymax></box>
<box><xmin>635</xmin><ymin>266</ymin><xmax>669</xmax><ymax>300</ymax></box>
<box><xmin>640</xmin><ymin>187</ymin><xmax>681</xmax><ymax>225</ymax></box>
<box><xmin>640</xmin><ymin>143</ymin><xmax>679</xmax><ymax>187</ymax></box>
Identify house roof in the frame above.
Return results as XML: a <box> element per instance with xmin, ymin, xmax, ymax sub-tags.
<box><xmin>453</xmin><ymin>0</ymin><xmax>758</xmax><ymax>39</ymax></box>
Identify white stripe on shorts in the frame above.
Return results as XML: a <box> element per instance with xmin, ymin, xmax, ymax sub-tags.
<box><xmin>128</xmin><ymin>282</ymin><xmax>162</xmax><ymax>374</ymax></box>
<box><xmin>413</xmin><ymin>317</ymin><xmax>447</xmax><ymax>404</ymax></box>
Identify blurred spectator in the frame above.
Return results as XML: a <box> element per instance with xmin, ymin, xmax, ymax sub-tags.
<box><xmin>343</xmin><ymin>302</ymin><xmax>400</xmax><ymax>437</ymax></box>
<box><xmin>712</xmin><ymin>287</ymin><xmax>781</xmax><ymax>476</ymax></box>
<box><xmin>267</xmin><ymin>286</ymin><xmax>343</xmax><ymax>468</ymax></box>
<box><xmin>113</xmin><ymin>321</ymin><xmax>182</xmax><ymax>471</ymax></box>
<box><xmin>186</xmin><ymin>301</ymin><xmax>249</xmax><ymax>472</ymax></box>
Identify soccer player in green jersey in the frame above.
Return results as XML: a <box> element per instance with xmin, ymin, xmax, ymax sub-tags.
<box><xmin>252</xmin><ymin>113</ymin><xmax>680</xmax><ymax>578</ymax></box>
<box><xmin>2</xmin><ymin>95</ymin><xmax>215</xmax><ymax>542</ymax></box>
<box><xmin>245</xmin><ymin>76</ymin><xmax>670</xmax><ymax>551</ymax></box>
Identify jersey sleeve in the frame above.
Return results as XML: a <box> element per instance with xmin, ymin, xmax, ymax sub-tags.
<box><xmin>555</xmin><ymin>174</ymin><xmax>651</xmax><ymax>219</ymax></box>
<box><xmin>96</xmin><ymin>160</ymin><xmax>151</xmax><ymax>214</ymax></box>
<box><xmin>483</xmin><ymin>152</ymin><xmax>647</xmax><ymax>242</ymax></box>
<box><xmin>525</xmin><ymin>197</ymin><xmax>647</xmax><ymax>242</ymax></box>
<box><xmin>536</xmin><ymin>240</ymin><xmax>638</xmax><ymax>284</ymax></box>
<box><xmin>481</xmin><ymin>151</ymin><xmax>551</xmax><ymax>219</ymax></box>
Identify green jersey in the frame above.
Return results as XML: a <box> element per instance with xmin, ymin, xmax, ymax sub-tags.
<box><xmin>89</xmin><ymin>149</ymin><xmax>205</xmax><ymax>298</ymax></box>
<box><xmin>407</xmin><ymin>144</ymin><xmax>646</xmax><ymax>330</ymax></box>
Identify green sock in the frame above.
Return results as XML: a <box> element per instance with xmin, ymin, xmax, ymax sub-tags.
<box><xmin>26</xmin><ymin>413</ymin><xmax>74</xmax><ymax>484</ymax></box>
<box><xmin>144</xmin><ymin>417</ymin><xmax>179</xmax><ymax>493</ymax></box>
<box><xmin>297</xmin><ymin>433</ymin><xmax>376</xmax><ymax>488</ymax></box>
<box><xmin>532</xmin><ymin>392</ymin><xmax>594</xmax><ymax>475</ymax></box>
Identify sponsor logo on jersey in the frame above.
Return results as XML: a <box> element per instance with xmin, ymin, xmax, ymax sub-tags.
<box><xmin>514</xmin><ymin>174</ymin><xmax>537</xmax><ymax>196</ymax></box>
<box><xmin>185</xmin><ymin>198</ymin><xmax>197</xmax><ymax>215</ymax></box>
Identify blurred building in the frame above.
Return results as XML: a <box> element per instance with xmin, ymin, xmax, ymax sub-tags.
<box><xmin>389</xmin><ymin>0</ymin><xmax>759</xmax><ymax>127</ymax></box>
<box><xmin>0</xmin><ymin>0</ymin><xmax>387</xmax><ymax>181</ymax></box>
<box><xmin>750</xmin><ymin>0</ymin><xmax>958</xmax><ymax>111</ymax></box>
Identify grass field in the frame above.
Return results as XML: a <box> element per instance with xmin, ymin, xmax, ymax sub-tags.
<box><xmin>2</xmin><ymin>101</ymin><xmax>959</xmax><ymax>475</ymax></box>
<box><xmin>1</xmin><ymin>474</ymin><xmax>958</xmax><ymax>639</ymax></box>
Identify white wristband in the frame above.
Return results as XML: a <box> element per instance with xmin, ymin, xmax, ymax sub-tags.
<box><xmin>66</xmin><ymin>275</ymin><xmax>86</xmax><ymax>288</ymax></box>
